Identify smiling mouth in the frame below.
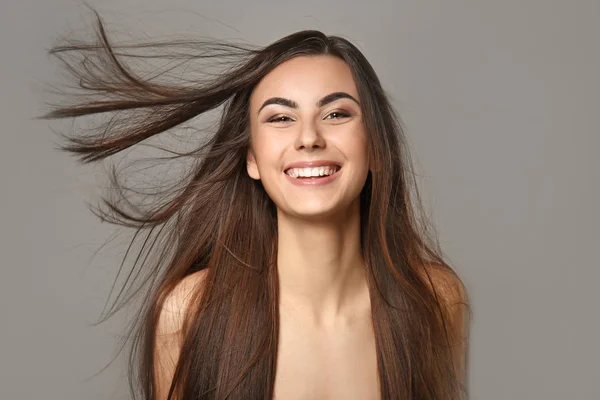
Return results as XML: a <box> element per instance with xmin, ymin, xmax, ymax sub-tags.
<box><xmin>283</xmin><ymin>165</ymin><xmax>342</xmax><ymax>179</ymax></box>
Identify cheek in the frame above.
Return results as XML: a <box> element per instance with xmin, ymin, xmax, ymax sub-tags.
<box><xmin>253</xmin><ymin>136</ymin><xmax>284</xmax><ymax>175</ymax></box>
<box><xmin>344</xmin><ymin>135</ymin><xmax>369</xmax><ymax>166</ymax></box>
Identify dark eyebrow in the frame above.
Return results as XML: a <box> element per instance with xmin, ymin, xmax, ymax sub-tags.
<box><xmin>257</xmin><ymin>91</ymin><xmax>360</xmax><ymax>115</ymax></box>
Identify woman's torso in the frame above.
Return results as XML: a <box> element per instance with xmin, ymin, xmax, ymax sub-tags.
<box><xmin>273</xmin><ymin>302</ymin><xmax>381</xmax><ymax>400</ymax></box>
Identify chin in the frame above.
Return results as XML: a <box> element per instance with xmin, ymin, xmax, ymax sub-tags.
<box><xmin>282</xmin><ymin>202</ymin><xmax>345</xmax><ymax>220</ymax></box>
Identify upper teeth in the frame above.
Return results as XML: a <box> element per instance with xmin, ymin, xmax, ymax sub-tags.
<box><xmin>285</xmin><ymin>166</ymin><xmax>339</xmax><ymax>178</ymax></box>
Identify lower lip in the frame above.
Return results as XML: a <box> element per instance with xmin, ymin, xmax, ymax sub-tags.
<box><xmin>283</xmin><ymin>168</ymin><xmax>342</xmax><ymax>186</ymax></box>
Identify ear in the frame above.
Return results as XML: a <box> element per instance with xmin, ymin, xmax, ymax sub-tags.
<box><xmin>246</xmin><ymin>148</ymin><xmax>261</xmax><ymax>180</ymax></box>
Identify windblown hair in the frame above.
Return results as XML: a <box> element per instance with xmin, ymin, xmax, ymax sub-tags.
<box><xmin>37</xmin><ymin>8</ymin><xmax>471</xmax><ymax>400</ymax></box>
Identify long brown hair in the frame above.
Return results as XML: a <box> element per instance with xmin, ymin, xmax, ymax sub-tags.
<box><xmin>37</xmin><ymin>8</ymin><xmax>471</xmax><ymax>400</ymax></box>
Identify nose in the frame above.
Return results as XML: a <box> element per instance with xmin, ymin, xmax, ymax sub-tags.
<box><xmin>295</xmin><ymin>121</ymin><xmax>325</xmax><ymax>150</ymax></box>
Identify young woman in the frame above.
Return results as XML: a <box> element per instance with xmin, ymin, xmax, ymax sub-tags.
<box><xmin>39</xmin><ymin>9</ymin><xmax>471</xmax><ymax>400</ymax></box>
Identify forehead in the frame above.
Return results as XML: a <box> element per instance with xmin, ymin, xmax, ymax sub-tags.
<box><xmin>249</xmin><ymin>55</ymin><xmax>359</xmax><ymax>109</ymax></box>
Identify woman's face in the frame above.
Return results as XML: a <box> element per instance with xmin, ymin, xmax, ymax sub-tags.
<box><xmin>247</xmin><ymin>55</ymin><xmax>369</xmax><ymax>220</ymax></box>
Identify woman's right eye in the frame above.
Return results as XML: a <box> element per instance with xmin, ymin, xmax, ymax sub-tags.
<box><xmin>267</xmin><ymin>115</ymin><xmax>293</xmax><ymax>123</ymax></box>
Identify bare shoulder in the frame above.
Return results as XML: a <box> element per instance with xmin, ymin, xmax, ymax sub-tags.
<box><xmin>157</xmin><ymin>269</ymin><xmax>210</xmax><ymax>336</ymax></box>
<box><xmin>153</xmin><ymin>269</ymin><xmax>210</xmax><ymax>400</ymax></box>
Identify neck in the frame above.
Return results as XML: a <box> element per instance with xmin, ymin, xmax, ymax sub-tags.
<box><xmin>275</xmin><ymin>199</ymin><xmax>370</xmax><ymax>329</ymax></box>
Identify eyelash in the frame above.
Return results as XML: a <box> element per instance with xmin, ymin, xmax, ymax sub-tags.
<box><xmin>266</xmin><ymin>110</ymin><xmax>351</xmax><ymax>124</ymax></box>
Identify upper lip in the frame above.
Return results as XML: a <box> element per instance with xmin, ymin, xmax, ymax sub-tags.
<box><xmin>283</xmin><ymin>160</ymin><xmax>342</xmax><ymax>172</ymax></box>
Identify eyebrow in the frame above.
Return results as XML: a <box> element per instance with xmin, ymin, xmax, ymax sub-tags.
<box><xmin>257</xmin><ymin>91</ymin><xmax>360</xmax><ymax>115</ymax></box>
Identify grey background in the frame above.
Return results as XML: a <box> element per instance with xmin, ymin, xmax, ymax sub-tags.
<box><xmin>2</xmin><ymin>0</ymin><xmax>598</xmax><ymax>399</ymax></box>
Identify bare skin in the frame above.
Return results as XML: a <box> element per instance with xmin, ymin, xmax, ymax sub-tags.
<box><xmin>274</xmin><ymin>275</ymin><xmax>380</xmax><ymax>400</ymax></box>
<box><xmin>247</xmin><ymin>55</ymin><xmax>381</xmax><ymax>398</ymax></box>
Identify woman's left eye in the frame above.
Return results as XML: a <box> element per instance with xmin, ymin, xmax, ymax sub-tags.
<box><xmin>325</xmin><ymin>111</ymin><xmax>350</xmax><ymax>120</ymax></box>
